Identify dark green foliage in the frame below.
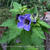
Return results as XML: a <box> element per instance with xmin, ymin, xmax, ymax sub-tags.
<box><xmin>47</xmin><ymin>3</ymin><xmax>50</xmax><ymax>11</ymax></box>
<box><xmin>31</xmin><ymin>27</ymin><xmax>45</xmax><ymax>50</ymax></box>
<box><xmin>42</xmin><ymin>27</ymin><xmax>50</xmax><ymax>34</ymax></box>
<box><xmin>20</xmin><ymin>30</ymin><xmax>32</xmax><ymax>45</ymax></box>
<box><xmin>10</xmin><ymin>2</ymin><xmax>27</xmax><ymax>17</ymax></box>
<box><xmin>24</xmin><ymin>46</ymin><xmax>37</xmax><ymax>50</ymax></box>
<box><xmin>0</xmin><ymin>18</ymin><xmax>23</xmax><ymax>43</ymax></box>
<box><xmin>38</xmin><ymin>20</ymin><xmax>50</xmax><ymax>28</ymax></box>
<box><xmin>9</xmin><ymin>46</ymin><xmax>37</xmax><ymax>50</ymax></box>
<box><xmin>10</xmin><ymin>47</ymin><xmax>24</xmax><ymax>50</ymax></box>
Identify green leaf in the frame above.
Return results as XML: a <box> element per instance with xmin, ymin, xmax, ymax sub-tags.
<box><xmin>10</xmin><ymin>45</ymin><xmax>37</xmax><ymax>50</ymax></box>
<box><xmin>10</xmin><ymin>47</ymin><xmax>24</xmax><ymax>50</ymax></box>
<box><xmin>36</xmin><ymin>27</ymin><xmax>46</xmax><ymax>39</ymax></box>
<box><xmin>38</xmin><ymin>20</ymin><xmax>50</xmax><ymax>28</ymax></box>
<box><xmin>13</xmin><ymin>2</ymin><xmax>22</xmax><ymax>9</ymax></box>
<box><xmin>10</xmin><ymin>9</ymin><xmax>20</xmax><ymax>13</ymax></box>
<box><xmin>9</xmin><ymin>2</ymin><xmax>22</xmax><ymax>16</ymax></box>
<box><xmin>31</xmin><ymin>27</ymin><xmax>45</xmax><ymax>50</ymax></box>
<box><xmin>20</xmin><ymin>30</ymin><xmax>32</xmax><ymax>45</ymax></box>
<box><xmin>24</xmin><ymin>46</ymin><xmax>38</xmax><ymax>50</ymax></box>
<box><xmin>9</xmin><ymin>9</ymin><xmax>21</xmax><ymax>17</ymax></box>
<box><xmin>44</xmin><ymin>29</ymin><xmax>50</xmax><ymax>34</ymax></box>
<box><xmin>24</xmin><ymin>9</ymin><xmax>32</xmax><ymax>14</ymax></box>
<box><xmin>31</xmin><ymin>27</ymin><xmax>45</xmax><ymax>40</ymax></box>
<box><xmin>9</xmin><ymin>43</ymin><xmax>24</xmax><ymax>50</ymax></box>
<box><xmin>24</xmin><ymin>5</ymin><xmax>38</xmax><ymax>14</ymax></box>
<box><xmin>0</xmin><ymin>18</ymin><xmax>23</xmax><ymax>43</ymax></box>
<box><xmin>33</xmin><ymin>5</ymin><xmax>38</xmax><ymax>14</ymax></box>
<box><xmin>42</xmin><ymin>27</ymin><xmax>50</xmax><ymax>34</ymax></box>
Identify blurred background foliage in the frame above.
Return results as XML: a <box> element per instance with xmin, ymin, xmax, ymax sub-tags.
<box><xmin>0</xmin><ymin>0</ymin><xmax>50</xmax><ymax>8</ymax></box>
<box><xmin>0</xmin><ymin>0</ymin><xmax>50</xmax><ymax>17</ymax></box>
<box><xmin>0</xmin><ymin>0</ymin><xmax>50</xmax><ymax>24</ymax></box>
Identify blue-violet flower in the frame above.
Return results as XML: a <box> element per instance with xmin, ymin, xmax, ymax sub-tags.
<box><xmin>17</xmin><ymin>14</ymin><xmax>31</xmax><ymax>31</ymax></box>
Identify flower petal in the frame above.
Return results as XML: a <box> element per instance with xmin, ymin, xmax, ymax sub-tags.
<box><xmin>17</xmin><ymin>22</ymin><xmax>24</xmax><ymax>28</ymax></box>
<box><xmin>18</xmin><ymin>15</ymin><xmax>24</xmax><ymax>22</ymax></box>
<box><xmin>24</xmin><ymin>25</ymin><xmax>30</xmax><ymax>31</ymax></box>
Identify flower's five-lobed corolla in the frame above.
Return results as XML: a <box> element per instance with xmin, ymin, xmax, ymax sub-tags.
<box><xmin>17</xmin><ymin>14</ymin><xmax>31</xmax><ymax>31</ymax></box>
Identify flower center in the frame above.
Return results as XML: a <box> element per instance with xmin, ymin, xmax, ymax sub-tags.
<box><xmin>24</xmin><ymin>19</ymin><xmax>30</xmax><ymax>25</ymax></box>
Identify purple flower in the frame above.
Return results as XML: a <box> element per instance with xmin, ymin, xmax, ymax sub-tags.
<box><xmin>17</xmin><ymin>14</ymin><xmax>31</xmax><ymax>31</ymax></box>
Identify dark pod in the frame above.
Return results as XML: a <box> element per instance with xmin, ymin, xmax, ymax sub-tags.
<box><xmin>33</xmin><ymin>22</ymin><xmax>36</xmax><ymax>24</ymax></box>
<box><xmin>33</xmin><ymin>18</ymin><xmax>36</xmax><ymax>24</ymax></box>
